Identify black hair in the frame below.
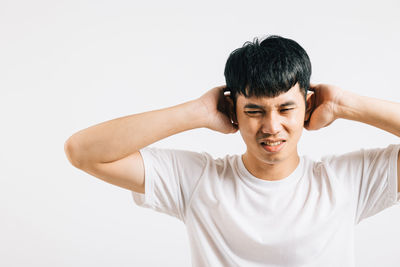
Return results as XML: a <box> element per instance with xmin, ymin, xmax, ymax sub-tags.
<box><xmin>224</xmin><ymin>35</ymin><xmax>311</xmax><ymax>105</ymax></box>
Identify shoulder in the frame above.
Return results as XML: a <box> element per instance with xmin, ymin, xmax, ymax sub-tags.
<box><xmin>140</xmin><ymin>146</ymin><xmax>239</xmax><ymax>170</ymax></box>
<box><xmin>301</xmin><ymin>149</ymin><xmax>364</xmax><ymax>178</ymax></box>
<box><xmin>140</xmin><ymin>146</ymin><xmax>208</xmax><ymax>161</ymax></box>
<box><xmin>301</xmin><ymin>155</ymin><xmax>327</xmax><ymax>178</ymax></box>
<box><xmin>301</xmin><ymin>154</ymin><xmax>348</xmax><ymax>184</ymax></box>
<box><xmin>303</xmin><ymin>144</ymin><xmax>400</xmax><ymax>180</ymax></box>
<box><xmin>319</xmin><ymin>144</ymin><xmax>400</xmax><ymax>167</ymax></box>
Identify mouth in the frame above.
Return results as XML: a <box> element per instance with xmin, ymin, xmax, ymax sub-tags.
<box><xmin>260</xmin><ymin>140</ymin><xmax>286</xmax><ymax>153</ymax></box>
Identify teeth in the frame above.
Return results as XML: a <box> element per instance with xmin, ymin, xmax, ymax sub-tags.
<box><xmin>264</xmin><ymin>141</ymin><xmax>282</xmax><ymax>146</ymax></box>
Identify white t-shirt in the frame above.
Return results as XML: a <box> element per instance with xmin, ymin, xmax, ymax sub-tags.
<box><xmin>132</xmin><ymin>144</ymin><xmax>400</xmax><ymax>267</ymax></box>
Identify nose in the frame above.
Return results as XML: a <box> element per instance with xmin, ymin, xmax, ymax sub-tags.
<box><xmin>261</xmin><ymin>111</ymin><xmax>283</xmax><ymax>135</ymax></box>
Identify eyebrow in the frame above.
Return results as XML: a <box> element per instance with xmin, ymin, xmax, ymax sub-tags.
<box><xmin>243</xmin><ymin>101</ymin><xmax>297</xmax><ymax>109</ymax></box>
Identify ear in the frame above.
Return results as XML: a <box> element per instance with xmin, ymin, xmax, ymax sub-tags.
<box><xmin>224</xmin><ymin>94</ymin><xmax>238</xmax><ymax>126</ymax></box>
<box><xmin>305</xmin><ymin>91</ymin><xmax>314</xmax><ymax>122</ymax></box>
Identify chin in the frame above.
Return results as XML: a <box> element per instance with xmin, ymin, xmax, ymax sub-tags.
<box><xmin>257</xmin><ymin>145</ymin><xmax>289</xmax><ymax>164</ymax></box>
<box><xmin>259</xmin><ymin>155</ymin><xmax>285</xmax><ymax>165</ymax></box>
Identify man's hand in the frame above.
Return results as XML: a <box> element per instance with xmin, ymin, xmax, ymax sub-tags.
<box><xmin>304</xmin><ymin>83</ymin><xmax>344</xmax><ymax>131</ymax></box>
<box><xmin>65</xmin><ymin>85</ymin><xmax>239</xmax><ymax>166</ymax></box>
<box><xmin>303</xmin><ymin>83</ymin><xmax>400</xmax><ymax>193</ymax></box>
<box><xmin>196</xmin><ymin>85</ymin><xmax>239</xmax><ymax>134</ymax></box>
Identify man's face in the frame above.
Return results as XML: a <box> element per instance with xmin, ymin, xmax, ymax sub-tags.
<box><xmin>235</xmin><ymin>83</ymin><xmax>307</xmax><ymax>167</ymax></box>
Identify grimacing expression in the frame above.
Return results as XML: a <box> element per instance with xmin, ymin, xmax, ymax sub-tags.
<box><xmin>235</xmin><ymin>83</ymin><xmax>308</xmax><ymax>165</ymax></box>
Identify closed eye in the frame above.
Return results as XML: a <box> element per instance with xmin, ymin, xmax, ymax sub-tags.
<box><xmin>245</xmin><ymin>110</ymin><xmax>263</xmax><ymax>115</ymax></box>
<box><xmin>280</xmin><ymin>108</ymin><xmax>294</xmax><ymax>112</ymax></box>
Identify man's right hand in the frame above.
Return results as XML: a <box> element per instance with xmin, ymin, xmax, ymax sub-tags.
<box><xmin>64</xmin><ymin>85</ymin><xmax>240</xmax><ymax>193</ymax></box>
<box><xmin>65</xmin><ymin>85</ymin><xmax>239</xmax><ymax>170</ymax></box>
<box><xmin>196</xmin><ymin>85</ymin><xmax>239</xmax><ymax>134</ymax></box>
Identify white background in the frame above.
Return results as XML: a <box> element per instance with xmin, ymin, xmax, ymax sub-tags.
<box><xmin>1</xmin><ymin>0</ymin><xmax>399</xmax><ymax>266</ymax></box>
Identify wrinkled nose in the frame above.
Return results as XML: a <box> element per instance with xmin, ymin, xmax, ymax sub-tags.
<box><xmin>261</xmin><ymin>112</ymin><xmax>283</xmax><ymax>135</ymax></box>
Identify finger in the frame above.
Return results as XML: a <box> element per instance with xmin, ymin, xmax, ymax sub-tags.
<box><xmin>305</xmin><ymin>92</ymin><xmax>316</xmax><ymax>121</ymax></box>
<box><xmin>224</xmin><ymin>90</ymin><xmax>231</xmax><ymax>96</ymax></box>
<box><xmin>304</xmin><ymin>117</ymin><xmax>315</xmax><ymax>130</ymax></box>
<box><xmin>303</xmin><ymin>120</ymin><xmax>309</xmax><ymax>129</ymax></box>
<box><xmin>230</xmin><ymin>123</ymin><xmax>239</xmax><ymax>133</ymax></box>
<box><xmin>306</xmin><ymin>91</ymin><xmax>314</xmax><ymax>99</ymax></box>
<box><xmin>304</xmin><ymin>122</ymin><xmax>318</xmax><ymax>131</ymax></box>
<box><xmin>308</xmin><ymin>82</ymin><xmax>318</xmax><ymax>91</ymax></box>
<box><xmin>222</xmin><ymin>118</ymin><xmax>239</xmax><ymax>134</ymax></box>
<box><xmin>215</xmin><ymin>85</ymin><xmax>227</xmax><ymax>95</ymax></box>
<box><xmin>304</xmin><ymin>121</ymin><xmax>313</xmax><ymax>131</ymax></box>
<box><xmin>219</xmin><ymin>86</ymin><xmax>227</xmax><ymax>95</ymax></box>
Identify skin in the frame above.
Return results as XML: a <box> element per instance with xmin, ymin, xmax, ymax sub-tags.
<box><xmin>235</xmin><ymin>83</ymin><xmax>312</xmax><ymax>180</ymax></box>
<box><xmin>197</xmin><ymin>82</ymin><xmax>321</xmax><ymax>181</ymax></box>
<box><xmin>66</xmin><ymin>82</ymin><xmax>400</xmax><ymax>193</ymax></box>
<box><xmin>198</xmin><ymin>82</ymin><xmax>399</xmax><ymax>187</ymax></box>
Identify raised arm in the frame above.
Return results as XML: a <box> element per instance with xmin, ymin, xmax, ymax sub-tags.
<box><xmin>305</xmin><ymin>83</ymin><xmax>400</xmax><ymax>137</ymax></box>
<box><xmin>304</xmin><ymin>82</ymin><xmax>400</xmax><ymax>192</ymax></box>
<box><xmin>63</xmin><ymin>86</ymin><xmax>237</xmax><ymax>192</ymax></box>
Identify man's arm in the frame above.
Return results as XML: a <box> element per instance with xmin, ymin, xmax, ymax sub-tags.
<box><xmin>65</xmin><ymin>100</ymin><xmax>204</xmax><ymax>167</ymax></box>
<box><xmin>64</xmin><ymin>86</ymin><xmax>237</xmax><ymax>192</ymax></box>
<box><xmin>305</xmin><ymin>83</ymin><xmax>400</xmax><ymax>193</ymax></box>
<box><xmin>336</xmin><ymin>90</ymin><xmax>400</xmax><ymax>138</ymax></box>
<box><xmin>336</xmin><ymin>89</ymin><xmax>400</xmax><ymax>193</ymax></box>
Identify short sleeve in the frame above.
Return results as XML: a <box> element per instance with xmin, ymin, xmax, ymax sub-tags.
<box><xmin>131</xmin><ymin>147</ymin><xmax>207</xmax><ymax>222</ymax></box>
<box><xmin>321</xmin><ymin>144</ymin><xmax>400</xmax><ymax>225</ymax></box>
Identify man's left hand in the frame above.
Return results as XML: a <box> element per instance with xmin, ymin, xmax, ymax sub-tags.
<box><xmin>304</xmin><ymin>83</ymin><xmax>344</xmax><ymax>131</ymax></box>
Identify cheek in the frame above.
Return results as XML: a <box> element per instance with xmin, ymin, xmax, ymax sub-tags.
<box><xmin>285</xmin><ymin>113</ymin><xmax>305</xmax><ymax>134</ymax></box>
<box><xmin>237</xmin><ymin>113</ymin><xmax>251</xmax><ymax>129</ymax></box>
<box><xmin>238</xmin><ymin>118</ymin><xmax>260</xmax><ymax>139</ymax></box>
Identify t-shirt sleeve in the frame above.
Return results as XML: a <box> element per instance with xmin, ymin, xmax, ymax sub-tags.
<box><xmin>131</xmin><ymin>146</ymin><xmax>208</xmax><ymax>222</ymax></box>
<box><xmin>321</xmin><ymin>144</ymin><xmax>400</xmax><ymax>225</ymax></box>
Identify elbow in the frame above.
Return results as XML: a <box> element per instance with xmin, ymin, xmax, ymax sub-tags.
<box><xmin>64</xmin><ymin>137</ymin><xmax>84</xmax><ymax>168</ymax></box>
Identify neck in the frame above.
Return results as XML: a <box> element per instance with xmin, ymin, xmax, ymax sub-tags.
<box><xmin>241</xmin><ymin>151</ymin><xmax>300</xmax><ymax>181</ymax></box>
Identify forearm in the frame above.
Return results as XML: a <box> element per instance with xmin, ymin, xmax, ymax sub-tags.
<box><xmin>65</xmin><ymin>100</ymin><xmax>206</xmax><ymax>167</ymax></box>
<box><xmin>336</xmin><ymin>90</ymin><xmax>400</xmax><ymax>137</ymax></box>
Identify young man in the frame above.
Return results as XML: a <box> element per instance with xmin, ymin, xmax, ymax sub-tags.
<box><xmin>64</xmin><ymin>35</ymin><xmax>400</xmax><ymax>266</ymax></box>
